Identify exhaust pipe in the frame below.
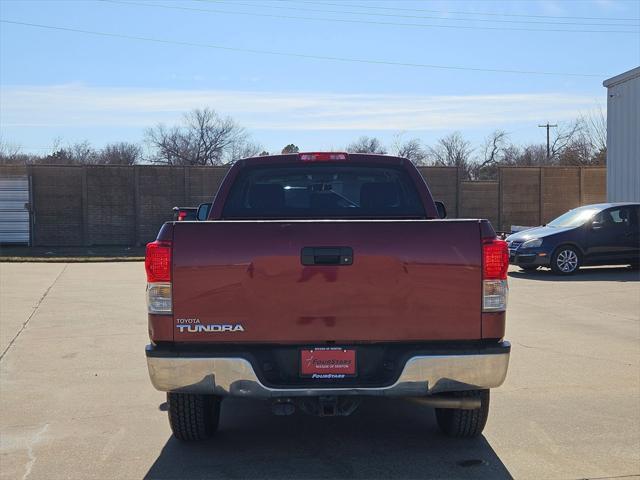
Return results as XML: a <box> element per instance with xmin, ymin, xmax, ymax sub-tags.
<box><xmin>407</xmin><ymin>396</ymin><xmax>481</xmax><ymax>410</ymax></box>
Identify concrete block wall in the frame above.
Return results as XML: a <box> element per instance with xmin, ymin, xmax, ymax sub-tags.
<box><xmin>500</xmin><ymin>167</ymin><xmax>541</xmax><ymax>231</ymax></box>
<box><xmin>0</xmin><ymin>164</ymin><xmax>607</xmax><ymax>245</ymax></box>
<box><xmin>541</xmin><ymin>167</ymin><xmax>581</xmax><ymax>224</ymax></box>
<box><xmin>87</xmin><ymin>166</ymin><xmax>136</xmax><ymax>245</ymax></box>
<box><xmin>186</xmin><ymin>167</ymin><xmax>230</xmax><ymax>206</ymax></box>
<box><xmin>136</xmin><ymin>166</ymin><xmax>188</xmax><ymax>245</ymax></box>
<box><xmin>498</xmin><ymin>167</ymin><xmax>607</xmax><ymax>231</ymax></box>
<box><xmin>30</xmin><ymin>166</ymin><xmax>84</xmax><ymax>246</ymax></box>
<box><xmin>418</xmin><ymin>167</ymin><xmax>459</xmax><ymax>217</ymax></box>
<box><xmin>460</xmin><ymin>181</ymin><xmax>499</xmax><ymax>227</ymax></box>
<box><xmin>581</xmin><ymin>168</ymin><xmax>606</xmax><ymax>205</ymax></box>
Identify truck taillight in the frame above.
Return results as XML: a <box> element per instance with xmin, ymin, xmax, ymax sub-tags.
<box><xmin>177</xmin><ymin>211</ymin><xmax>188</xmax><ymax>221</ymax></box>
<box><xmin>482</xmin><ymin>239</ymin><xmax>509</xmax><ymax>312</ymax></box>
<box><xmin>147</xmin><ymin>283</ymin><xmax>172</xmax><ymax>314</ymax></box>
<box><xmin>299</xmin><ymin>152</ymin><xmax>348</xmax><ymax>161</ymax></box>
<box><xmin>483</xmin><ymin>239</ymin><xmax>509</xmax><ymax>280</ymax></box>
<box><xmin>145</xmin><ymin>241</ymin><xmax>172</xmax><ymax>282</ymax></box>
<box><xmin>145</xmin><ymin>241</ymin><xmax>172</xmax><ymax>314</ymax></box>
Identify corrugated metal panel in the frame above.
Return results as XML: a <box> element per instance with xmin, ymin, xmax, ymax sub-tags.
<box><xmin>0</xmin><ymin>176</ymin><xmax>30</xmax><ymax>244</ymax></box>
<box><xmin>606</xmin><ymin>68</ymin><xmax>640</xmax><ymax>202</ymax></box>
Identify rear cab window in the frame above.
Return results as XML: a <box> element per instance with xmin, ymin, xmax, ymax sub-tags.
<box><xmin>222</xmin><ymin>163</ymin><xmax>426</xmax><ymax>219</ymax></box>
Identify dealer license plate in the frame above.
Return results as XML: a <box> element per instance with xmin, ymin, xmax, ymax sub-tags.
<box><xmin>300</xmin><ymin>348</ymin><xmax>356</xmax><ymax>378</ymax></box>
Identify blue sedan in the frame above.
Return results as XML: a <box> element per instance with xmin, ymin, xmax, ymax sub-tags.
<box><xmin>506</xmin><ymin>202</ymin><xmax>640</xmax><ymax>274</ymax></box>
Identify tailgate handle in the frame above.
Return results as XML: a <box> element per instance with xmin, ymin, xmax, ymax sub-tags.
<box><xmin>301</xmin><ymin>247</ymin><xmax>353</xmax><ymax>266</ymax></box>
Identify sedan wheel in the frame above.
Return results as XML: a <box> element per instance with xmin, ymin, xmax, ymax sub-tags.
<box><xmin>552</xmin><ymin>247</ymin><xmax>580</xmax><ymax>275</ymax></box>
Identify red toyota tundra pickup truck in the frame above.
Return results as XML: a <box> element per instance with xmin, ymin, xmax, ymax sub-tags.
<box><xmin>145</xmin><ymin>152</ymin><xmax>510</xmax><ymax>441</ymax></box>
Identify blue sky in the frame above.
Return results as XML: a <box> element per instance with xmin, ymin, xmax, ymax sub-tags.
<box><xmin>1</xmin><ymin>0</ymin><xmax>638</xmax><ymax>155</ymax></box>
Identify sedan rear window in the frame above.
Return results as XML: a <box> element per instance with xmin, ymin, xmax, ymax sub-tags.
<box><xmin>222</xmin><ymin>163</ymin><xmax>426</xmax><ymax>219</ymax></box>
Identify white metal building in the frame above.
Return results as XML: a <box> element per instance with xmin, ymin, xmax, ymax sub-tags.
<box><xmin>603</xmin><ymin>66</ymin><xmax>640</xmax><ymax>202</ymax></box>
<box><xmin>0</xmin><ymin>174</ymin><xmax>31</xmax><ymax>244</ymax></box>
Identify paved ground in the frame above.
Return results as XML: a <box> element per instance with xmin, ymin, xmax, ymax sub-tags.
<box><xmin>0</xmin><ymin>262</ymin><xmax>638</xmax><ymax>480</ymax></box>
<box><xmin>0</xmin><ymin>246</ymin><xmax>144</xmax><ymax>262</ymax></box>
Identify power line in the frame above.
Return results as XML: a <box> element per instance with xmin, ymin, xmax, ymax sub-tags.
<box><xmin>0</xmin><ymin>19</ymin><xmax>607</xmax><ymax>77</ymax></box>
<box><xmin>100</xmin><ymin>0</ymin><xmax>638</xmax><ymax>34</ymax></box>
<box><xmin>202</xmin><ymin>0</ymin><xmax>640</xmax><ymax>28</ymax></box>
<box><xmin>286</xmin><ymin>0</ymin><xmax>640</xmax><ymax>22</ymax></box>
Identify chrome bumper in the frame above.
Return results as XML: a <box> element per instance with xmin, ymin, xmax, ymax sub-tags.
<box><xmin>146</xmin><ymin>343</ymin><xmax>510</xmax><ymax>397</ymax></box>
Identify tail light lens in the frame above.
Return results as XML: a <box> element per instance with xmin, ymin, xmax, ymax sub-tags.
<box><xmin>147</xmin><ymin>283</ymin><xmax>172</xmax><ymax>314</ymax></box>
<box><xmin>482</xmin><ymin>239</ymin><xmax>509</xmax><ymax>312</ymax></box>
<box><xmin>177</xmin><ymin>211</ymin><xmax>188</xmax><ymax>221</ymax></box>
<box><xmin>145</xmin><ymin>241</ymin><xmax>172</xmax><ymax>314</ymax></box>
<box><xmin>299</xmin><ymin>152</ymin><xmax>348</xmax><ymax>161</ymax></box>
<box><xmin>483</xmin><ymin>239</ymin><xmax>509</xmax><ymax>280</ymax></box>
<box><xmin>145</xmin><ymin>241</ymin><xmax>172</xmax><ymax>282</ymax></box>
<box><xmin>483</xmin><ymin>280</ymin><xmax>508</xmax><ymax>312</ymax></box>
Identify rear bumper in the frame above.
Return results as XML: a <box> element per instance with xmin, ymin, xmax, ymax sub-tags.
<box><xmin>145</xmin><ymin>341</ymin><xmax>511</xmax><ymax>397</ymax></box>
<box><xmin>509</xmin><ymin>250</ymin><xmax>550</xmax><ymax>266</ymax></box>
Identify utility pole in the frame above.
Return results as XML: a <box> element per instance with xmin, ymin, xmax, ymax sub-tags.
<box><xmin>538</xmin><ymin>122</ymin><xmax>557</xmax><ymax>159</ymax></box>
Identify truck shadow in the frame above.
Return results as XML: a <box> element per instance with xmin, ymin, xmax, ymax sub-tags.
<box><xmin>509</xmin><ymin>266</ymin><xmax>639</xmax><ymax>282</ymax></box>
<box><xmin>144</xmin><ymin>397</ymin><xmax>512</xmax><ymax>479</ymax></box>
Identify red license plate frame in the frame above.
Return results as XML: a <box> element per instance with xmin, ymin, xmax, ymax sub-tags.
<box><xmin>300</xmin><ymin>348</ymin><xmax>357</xmax><ymax>378</ymax></box>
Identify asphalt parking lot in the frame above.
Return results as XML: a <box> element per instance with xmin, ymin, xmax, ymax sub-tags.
<box><xmin>1</xmin><ymin>262</ymin><xmax>639</xmax><ymax>480</ymax></box>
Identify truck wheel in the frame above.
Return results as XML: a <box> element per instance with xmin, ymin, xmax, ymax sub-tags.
<box><xmin>551</xmin><ymin>246</ymin><xmax>581</xmax><ymax>275</ymax></box>
<box><xmin>435</xmin><ymin>390</ymin><xmax>489</xmax><ymax>438</ymax></box>
<box><xmin>167</xmin><ymin>393</ymin><xmax>220</xmax><ymax>441</ymax></box>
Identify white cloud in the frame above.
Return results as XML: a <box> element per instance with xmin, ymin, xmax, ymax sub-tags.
<box><xmin>0</xmin><ymin>84</ymin><xmax>602</xmax><ymax>132</ymax></box>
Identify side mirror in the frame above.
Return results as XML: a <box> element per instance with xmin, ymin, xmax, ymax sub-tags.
<box><xmin>196</xmin><ymin>203</ymin><xmax>212</xmax><ymax>221</ymax></box>
<box><xmin>435</xmin><ymin>201</ymin><xmax>447</xmax><ymax>219</ymax></box>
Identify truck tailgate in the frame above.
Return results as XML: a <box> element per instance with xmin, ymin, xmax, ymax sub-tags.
<box><xmin>172</xmin><ymin>220</ymin><xmax>482</xmax><ymax>343</ymax></box>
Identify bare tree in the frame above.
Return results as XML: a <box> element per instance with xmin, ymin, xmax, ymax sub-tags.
<box><xmin>39</xmin><ymin>148</ymin><xmax>76</xmax><ymax>165</ymax></box>
<box><xmin>146</xmin><ymin>108</ymin><xmax>250</xmax><ymax>165</ymax></box>
<box><xmin>558</xmin><ymin>140</ymin><xmax>593</xmax><ymax>166</ymax></box>
<box><xmin>33</xmin><ymin>141</ymin><xmax>98</xmax><ymax>165</ymax></box>
<box><xmin>427</xmin><ymin>132</ymin><xmax>474</xmax><ymax>178</ymax></box>
<box><xmin>391</xmin><ymin>134</ymin><xmax>428</xmax><ymax>165</ymax></box>
<box><xmin>580</xmin><ymin>107</ymin><xmax>607</xmax><ymax>164</ymax></box>
<box><xmin>281</xmin><ymin>144</ymin><xmax>299</xmax><ymax>154</ymax></box>
<box><xmin>346</xmin><ymin>136</ymin><xmax>387</xmax><ymax>154</ymax></box>
<box><xmin>517</xmin><ymin>144</ymin><xmax>548</xmax><ymax>166</ymax></box>
<box><xmin>99</xmin><ymin>142</ymin><xmax>142</xmax><ymax>165</ymax></box>
<box><xmin>32</xmin><ymin>141</ymin><xmax>97</xmax><ymax>165</ymax></box>
<box><xmin>226</xmin><ymin>139</ymin><xmax>262</xmax><ymax>163</ymax></box>
<box><xmin>0</xmin><ymin>140</ymin><xmax>23</xmax><ymax>164</ymax></box>
<box><xmin>480</xmin><ymin>130</ymin><xmax>508</xmax><ymax>166</ymax></box>
<box><xmin>471</xmin><ymin>130</ymin><xmax>509</xmax><ymax>179</ymax></box>
<box><xmin>549</xmin><ymin>114</ymin><xmax>608</xmax><ymax>166</ymax></box>
<box><xmin>584</xmin><ymin>107</ymin><xmax>606</xmax><ymax>153</ymax></box>
<box><xmin>70</xmin><ymin>141</ymin><xmax>99</xmax><ymax>164</ymax></box>
<box><xmin>549</xmin><ymin>119</ymin><xmax>584</xmax><ymax>161</ymax></box>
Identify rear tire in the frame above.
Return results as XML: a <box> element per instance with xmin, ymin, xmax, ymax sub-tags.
<box><xmin>167</xmin><ymin>393</ymin><xmax>220</xmax><ymax>441</ymax></box>
<box><xmin>551</xmin><ymin>246</ymin><xmax>581</xmax><ymax>275</ymax></box>
<box><xmin>435</xmin><ymin>390</ymin><xmax>490</xmax><ymax>438</ymax></box>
